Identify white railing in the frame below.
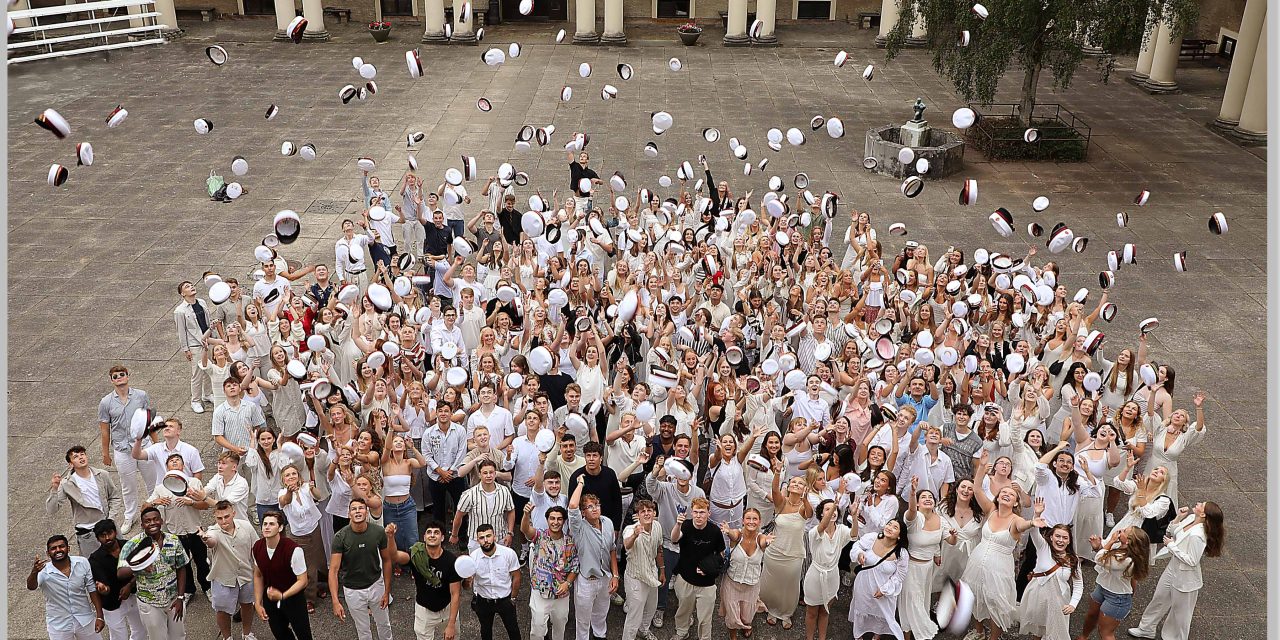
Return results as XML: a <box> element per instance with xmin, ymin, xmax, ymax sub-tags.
<box><xmin>8</xmin><ymin>0</ymin><xmax>167</xmax><ymax>64</ymax></box>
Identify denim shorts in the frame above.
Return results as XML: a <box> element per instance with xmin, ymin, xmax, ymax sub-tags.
<box><xmin>1091</xmin><ymin>585</ymin><xmax>1133</xmax><ymax>619</ymax></box>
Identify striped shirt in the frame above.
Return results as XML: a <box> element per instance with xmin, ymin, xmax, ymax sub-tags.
<box><xmin>456</xmin><ymin>484</ymin><xmax>514</xmax><ymax>543</ymax></box>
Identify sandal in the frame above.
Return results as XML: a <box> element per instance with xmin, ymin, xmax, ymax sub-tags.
<box><xmin>782</xmin><ymin>619</ymin><xmax>794</xmax><ymax>630</ymax></box>
<box><xmin>306</xmin><ymin>601</ymin><xmax>316</xmax><ymax>614</ymax></box>
<box><xmin>766</xmin><ymin>617</ymin><xmax>777</xmax><ymax>626</ymax></box>
<box><xmin>744</xmin><ymin>629</ymin><xmax>753</xmax><ymax>638</ymax></box>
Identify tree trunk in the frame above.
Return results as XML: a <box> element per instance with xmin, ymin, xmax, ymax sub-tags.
<box><xmin>1018</xmin><ymin>62</ymin><xmax>1042</xmax><ymax>127</ymax></box>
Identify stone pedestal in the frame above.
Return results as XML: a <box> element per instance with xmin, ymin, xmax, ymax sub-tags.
<box><xmin>900</xmin><ymin>120</ymin><xmax>929</xmax><ymax>148</ymax></box>
<box><xmin>1140</xmin><ymin>20</ymin><xmax>1180</xmax><ymax>93</ymax></box>
<box><xmin>865</xmin><ymin>124</ymin><xmax>965</xmax><ymax>179</ymax></box>
<box><xmin>753</xmin><ymin>0</ymin><xmax>777</xmax><ymax>45</ymax></box>
<box><xmin>422</xmin><ymin>0</ymin><xmax>449</xmax><ymax>42</ymax></box>
<box><xmin>724</xmin><ymin>0</ymin><xmax>749</xmax><ymax>45</ymax></box>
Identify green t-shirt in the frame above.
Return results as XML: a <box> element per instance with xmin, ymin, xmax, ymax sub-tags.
<box><xmin>333</xmin><ymin>523</ymin><xmax>388</xmax><ymax>590</ymax></box>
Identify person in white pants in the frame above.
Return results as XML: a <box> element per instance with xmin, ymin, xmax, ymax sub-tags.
<box><xmin>28</xmin><ymin>534</ymin><xmax>105</xmax><ymax>640</ymax></box>
<box><xmin>97</xmin><ymin>366</ymin><xmax>155</xmax><ymax>532</ymax></box>
<box><xmin>329</xmin><ymin>499</ymin><xmax>394</xmax><ymax>640</ymax></box>
<box><xmin>620</xmin><ymin>499</ymin><xmax>665</xmax><ymax>640</ymax></box>
<box><xmin>1128</xmin><ymin>503</ymin><xmax>1225</xmax><ymax>640</ymax></box>
<box><xmin>568</xmin><ymin>476</ymin><xmax>619</xmax><ymax>640</ymax></box>
<box><xmin>520</xmin><ymin>503</ymin><xmax>576</xmax><ymax>640</ymax></box>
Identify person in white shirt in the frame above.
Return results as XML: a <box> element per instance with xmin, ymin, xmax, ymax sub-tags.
<box><xmin>464</xmin><ymin>525</ymin><xmax>521</xmax><ymax>640</ymax></box>
<box><xmin>27</xmin><ymin>533</ymin><xmax>105</xmax><ymax>640</ymax></box>
<box><xmin>197</xmin><ymin>451</ymin><xmax>251</xmax><ymax>522</ymax></box>
<box><xmin>130</xmin><ymin>418</ymin><xmax>204</xmax><ymax>489</ymax></box>
<box><xmin>252</xmin><ymin>260</ymin><xmax>313</xmax><ymax>319</ymax></box>
<box><xmin>620</xmin><ymin>499</ymin><xmax>665</xmax><ymax>640</ymax></box>
<box><xmin>791</xmin><ymin>376</ymin><xmax>832</xmax><ymax>429</ymax></box>
<box><xmin>431</xmin><ymin>306</ymin><xmax>469</xmax><ymax>370</ymax></box>
<box><xmin>277</xmin><ymin>464</ymin><xmax>327</xmax><ymax>612</ymax></box>
<box><xmin>334</xmin><ymin>219</ymin><xmax>373</xmax><ymax>288</ymax></box>
<box><xmin>605</xmin><ymin>412</ymin><xmax>651</xmax><ymax>515</ymax></box>
<box><xmin>1128</xmin><ymin>502</ymin><xmax>1225</xmax><ymax>640</ymax></box>
<box><xmin>464</xmin><ymin>384</ymin><xmax>515</xmax><ymax>448</ymax></box>
<box><xmin>47</xmin><ymin>445</ymin><xmax>123</xmax><ymax>556</ymax></box>
<box><xmin>900</xmin><ymin>424</ymin><xmax>956</xmax><ymax>502</ymax></box>
<box><xmin>363</xmin><ymin>199</ymin><xmax>400</xmax><ymax>273</ymax></box>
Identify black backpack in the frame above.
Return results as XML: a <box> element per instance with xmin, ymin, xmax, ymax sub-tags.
<box><xmin>1140</xmin><ymin>495</ymin><xmax>1175</xmax><ymax>542</ymax></box>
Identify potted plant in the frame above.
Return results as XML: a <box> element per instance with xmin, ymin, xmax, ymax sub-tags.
<box><xmin>677</xmin><ymin>20</ymin><xmax>701</xmax><ymax>45</ymax></box>
<box><xmin>368</xmin><ymin>21</ymin><xmax>392</xmax><ymax>42</ymax></box>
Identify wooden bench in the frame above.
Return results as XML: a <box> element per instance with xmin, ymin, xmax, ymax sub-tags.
<box><xmin>8</xmin><ymin>0</ymin><xmax>167</xmax><ymax>64</ymax></box>
<box><xmin>1179</xmin><ymin>38</ymin><xmax>1215</xmax><ymax>61</ymax></box>
<box><xmin>175</xmin><ymin>6</ymin><xmax>216</xmax><ymax>20</ymax></box>
<box><xmin>323</xmin><ymin>6</ymin><xmax>352</xmax><ymax>22</ymax></box>
<box><xmin>857</xmin><ymin>10</ymin><xmax>879</xmax><ymax>29</ymax></box>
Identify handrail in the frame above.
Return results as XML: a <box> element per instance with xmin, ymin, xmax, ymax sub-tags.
<box><xmin>8</xmin><ymin>24</ymin><xmax>167</xmax><ymax>48</ymax></box>
<box><xmin>11</xmin><ymin>12</ymin><xmax>159</xmax><ymax>35</ymax></box>
<box><xmin>8</xmin><ymin>37</ymin><xmax>166</xmax><ymax>64</ymax></box>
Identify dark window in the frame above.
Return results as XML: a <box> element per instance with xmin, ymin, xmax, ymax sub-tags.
<box><xmin>381</xmin><ymin>0</ymin><xmax>414</xmax><ymax>15</ymax></box>
<box><xmin>657</xmin><ymin>0</ymin><xmax>689</xmax><ymax>18</ymax></box>
<box><xmin>796</xmin><ymin>0</ymin><xmax>829</xmax><ymax>19</ymax></box>
<box><xmin>242</xmin><ymin>0</ymin><xmax>274</xmax><ymax>15</ymax></box>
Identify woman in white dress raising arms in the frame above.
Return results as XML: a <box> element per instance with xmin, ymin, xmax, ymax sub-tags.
<box><xmin>961</xmin><ymin>450</ymin><xmax>1037</xmax><ymax>640</ymax></box>
<box><xmin>1018</xmin><ymin>498</ymin><xmax>1083</xmax><ymax>640</ymax></box>
<box><xmin>898</xmin><ymin>478</ymin><xmax>956</xmax><ymax>640</ymax></box>
<box><xmin>1144</xmin><ymin>391</ymin><xmax>1207</xmax><ymax>508</ymax></box>
<box><xmin>802</xmin><ymin>499</ymin><xmax>853</xmax><ymax>640</ymax></box>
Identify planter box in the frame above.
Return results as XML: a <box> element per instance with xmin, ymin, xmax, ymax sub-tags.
<box><xmin>965</xmin><ymin>104</ymin><xmax>1091</xmax><ymax>162</ymax></box>
<box><xmin>678</xmin><ymin>29</ymin><xmax>701</xmax><ymax>45</ymax></box>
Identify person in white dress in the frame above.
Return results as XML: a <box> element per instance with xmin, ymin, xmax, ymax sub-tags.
<box><xmin>897</xmin><ymin>478</ymin><xmax>956</xmax><ymax>640</ymax></box>
<box><xmin>1017</xmin><ymin>498</ymin><xmax>1083</xmax><ymax>640</ymax></box>
<box><xmin>1127</xmin><ymin>502</ymin><xmax>1225</xmax><ymax>640</ymax></box>
<box><xmin>719</xmin><ymin>508</ymin><xmax>770</xmax><ymax>640</ymax></box>
<box><xmin>961</xmin><ymin>451</ymin><xmax>1036</xmax><ymax>640</ymax></box>
<box><xmin>1069</xmin><ymin>417</ymin><xmax>1124</xmax><ymax>561</ymax></box>
<box><xmin>1106</xmin><ymin>455</ymin><xmax>1173</xmax><ymax>561</ymax></box>
<box><xmin>935</xmin><ymin>476</ymin><xmax>983</xmax><ymax>593</ymax></box>
<box><xmin>802</xmin><ymin>499</ymin><xmax>853</xmax><ymax>640</ymax></box>
<box><xmin>1143</xmin><ymin>392</ymin><xmax>1207</xmax><ymax>508</ymax></box>
<box><xmin>846</xmin><ymin>513</ymin><xmax>910</xmax><ymax>640</ymax></box>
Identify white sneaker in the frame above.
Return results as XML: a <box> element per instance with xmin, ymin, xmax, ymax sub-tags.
<box><xmin>640</xmin><ymin>631</ymin><xmax>657</xmax><ymax>640</ymax></box>
<box><xmin>191</xmin><ymin>401</ymin><xmax>206</xmax><ymax>414</ymax></box>
<box><xmin>1105</xmin><ymin>513</ymin><xmax>1116</xmax><ymax>528</ymax></box>
<box><xmin>841</xmin><ymin>571</ymin><xmax>853</xmax><ymax>587</ymax></box>
<box><xmin>1126</xmin><ymin>628</ymin><xmax>1156</xmax><ymax>639</ymax></box>
<box><xmin>244</xmin><ymin>634</ymin><xmax>259</xmax><ymax>640</ymax></box>
<box><xmin>651</xmin><ymin>610</ymin><xmax>665</xmax><ymax>629</ymax></box>
<box><xmin>119</xmin><ymin>520</ymin><xmax>132</xmax><ymax>536</ymax></box>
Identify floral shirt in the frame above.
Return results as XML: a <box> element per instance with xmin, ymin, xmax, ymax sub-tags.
<box><xmin>528</xmin><ymin>528</ymin><xmax>579</xmax><ymax>599</ymax></box>
<box><xmin>118</xmin><ymin>532</ymin><xmax>190</xmax><ymax>607</ymax></box>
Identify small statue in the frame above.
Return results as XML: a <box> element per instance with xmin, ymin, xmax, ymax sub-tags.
<box><xmin>911</xmin><ymin>98</ymin><xmax>927</xmax><ymax>122</ymax></box>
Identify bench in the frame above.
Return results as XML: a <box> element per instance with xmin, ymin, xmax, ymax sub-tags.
<box><xmin>1179</xmin><ymin>38</ymin><xmax>1214</xmax><ymax>61</ymax></box>
<box><xmin>175</xmin><ymin>6</ymin><xmax>216</xmax><ymax>20</ymax></box>
<box><xmin>323</xmin><ymin>6</ymin><xmax>351</xmax><ymax>22</ymax></box>
<box><xmin>857</xmin><ymin>10</ymin><xmax>879</xmax><ymax>29</ymax></box>
<box><xmin>8</xmin><ymin>0</ymin><xmax>167</xmax><ymax>64</ymax></box>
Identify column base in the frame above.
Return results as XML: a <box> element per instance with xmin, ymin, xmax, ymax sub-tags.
<box><xmin>1127</xmin><ymin>72</ymin><xmax>1149</xmax><ymax>85</ymax></box>
<box><xmin>874</xmin><ymin>34</ymin><xmax>888</xmax><ymax>48</ymax></box>
<box><xmin>723</xmin><ymin>33</ymin><xmax>750</xmax><ymax>46</ymax></box>
<box><xmin>303</xmin><ymin>30</ymin><xmax>330</xmax><ymax>41</ymax></box>
<box><xmin>1227</xmin><ymin>126</ymin><xmax>1267</xmax><ymax>145</ymax></box>
<box><xmin>572</xmin><ymin>32</ymin><xmax>599</xmax><ymax>44</ymax></box>
<box><xmin>751</xmin><ymin>34</ymin><xmax>778</xmax><ymax>46</ymax></box>
<box><xmin>1210</xmin><ymin>116</ymin><xmax>1241</xmax><ymax>133</ymax></box>
<box><xmin>451</xmin><ymin>32</ymin><xmax>479</xmax><ymax>44</ymax></box>
<box><xmin>1139</xmin><ymin>78</ymin><xmax>1179</xmax><ymax>94</ymax></box>
<box><xmin>422</xmin><ymin>30</ymin><xmax>449</xmax><ymax>42</ymax></box>
<box><xmin>600</xmin><ymin>32</ymin><xmax>626</xmax><ymax>44</ymax></box>
<box><xmin>905</xmin><ymin>37</ymin><xmax>927</xmax><ymax>47</ymax></box>
<box><xmin>273</xmin><ymin>29</ymin><xmax>292</xmax><ymax>41</ymax></box>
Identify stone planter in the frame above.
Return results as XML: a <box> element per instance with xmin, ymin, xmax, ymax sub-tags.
<box><xmin>678</xmin><ymin>29</ymin><xmax>702</xmax><ymax>45</ymax></box>
<box><xmin>369</xmin><ymin>27</ymin><xmax>391</xmax><ymax>42</ymax></box>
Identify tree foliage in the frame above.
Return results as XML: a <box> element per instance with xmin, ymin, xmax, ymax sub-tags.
<box><xmin>884</xmin><ymin>0</ymin><xmax>1200</xmax><ymax>123</ymax></box>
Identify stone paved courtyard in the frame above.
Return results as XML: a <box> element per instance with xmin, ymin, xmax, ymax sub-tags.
<box><xmin>7</xmin><ymin>17</ymin><xmax>1267</xmax><ymax>639</ymax></box>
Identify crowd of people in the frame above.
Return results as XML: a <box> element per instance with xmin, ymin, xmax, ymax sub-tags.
<box><xmin>34</xmin><ymin>145</ymin><xmax>1229</xmax><ymax>640</ymax></box>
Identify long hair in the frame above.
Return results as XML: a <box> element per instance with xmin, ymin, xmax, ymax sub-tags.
<box><xmin>1202</xmin><ymin>502</ymin><xmax>1225</xmax><ymax>557</ymax></box>
<box><xmin>1048</xmin><ymin>450</ymin><xmax>1082</xmax><ymax>495</ymax></box>
<box><xmin>859</xmin><ymin>446</ymin><xmax>889</xmax><ymax>483</ymax></box>
<box><xmin>1160</xmin><ymin>365</ymin><xmax>1177</xmax><ymax>394</ymax></box>
<box><xmin>758</xmin><ymin>431</ymin><xmax>783</xmax><ymax>464</ymax></box>
<box><xmin>1062</xmin><ymin>362</ymin><xmax>1088</xmax><ymax>393</ymax></box>
<box><xmin>941</xmin><ymin>478</ymin><xmax>984</xmax><ymax>521</ymax></box>
<box><xmin>1102</xmin><ymin>527</ymin><xmax>1151</xmax><ymax>581</ymax></box>
<box><xmin>1106</xmin><ymin>348</ymin><xmax>1137</xmax><ymax>393</ymax></box>
<box><xmin>1045</xmin><ymin>524</ymin><xmax>1080</xmax><ymax>581</ymax></box>
<box><xmin>255</xmin><ymin>426</ymin><xmax>279</xmax><ymax>478</ymax></box>
<box><xmin>879</xmin><ymin>512</ymin><xmax>911</xmax><ymax>559</ymax></box>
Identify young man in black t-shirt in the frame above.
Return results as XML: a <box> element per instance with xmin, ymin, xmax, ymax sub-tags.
<box><xmin>89</xmin><ymin>520</ymin><xmax>147</xmax><ymax>640</ymax></box>
<box><xmin>669</xmin><ymin>498</ymin><xmax>725</xmax><ymax>640</ymax></box>
<box><xmin>389</xmin><ymin>521</ymin><xmax>463</xmax><ymax>640</ymax></box>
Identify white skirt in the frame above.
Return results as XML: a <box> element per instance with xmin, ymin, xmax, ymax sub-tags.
<box><xmin>898</xmin><ymin>559</ymin><xmax>939</xmax><ymax>639</ymax></box>
<box><xmin>1018</xmin><ymin>576</ymin><xmax>1071</xmax><ymax>640</ymax></box>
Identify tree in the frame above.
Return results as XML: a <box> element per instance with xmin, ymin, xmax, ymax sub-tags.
<box><xmin>884</xmin><ymin>0</ymin><xmax>1199</xmax><ymax>125</ymax></box>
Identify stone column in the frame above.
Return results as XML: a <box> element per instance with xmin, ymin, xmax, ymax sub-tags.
<box><xmin>874</xmin><ymin>0</ymin><xmax>898</xmax><ymax>47</ymax></box>
<box><xmin>752</xmin><ymin>0</ymin><xmax>777</xmax><ymax>45</ymax></box>
<box><xmin>573</xmin><ymin>0</ymin><xmax>598</xmax><ymax>43</ymax></box>
<box><xmin>601</xmin><ymin>0</ymin><xmax>625</xmax><ymax>44</ymax></box>
<box><xmin>1232</xmin><ymin>14</ymin><xmax>1267</xmax><ymax>143</ymax></box>
<box><xmin>272</xmin><ymin>0</ymin><xmax>294</xmax><ymax>40</ymax></box>
<box><xmin>724</xmin><ymin>0</ymin><xmax>748</xmax><ymax>45</ymax></box>
<box><xmin>1212</xmin><ymin>0</ymin><xmax>1266</xmax><ymax>129</ymax></box>
<box><xmin>422</xmin><ymin>0</ymin><xmax>448</xmax><ymax>41</ymax></box>
<box><xmin>906</xmin><ymin>2</ymin><xmax>926</xmax><ymax>47</ymax></box>
<box><xmin>1141</xmin><ymin>20</ymin><xmax>1180</xmax><ymax>93</ymax></box>
<box><xmin>452</xmin><ymin>0</ymin><xmax>477</xmax><ymax>43</ymax></box>
<box><xmin>300</xmin><ymin>0</ymin><xmax>328</xmax><ymax>40</ymax></box>
<box><xmin>1130</xmin><ymin>16</ymin><xmax>1158</xmax><ymax>81</ymax></box>
<box><xmin>153</xmin><ymin>0</ymin><xmax>183</xmax><ymax>38</ymax></box>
